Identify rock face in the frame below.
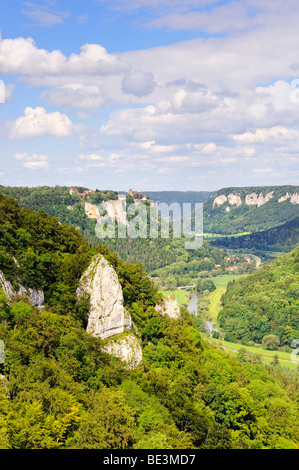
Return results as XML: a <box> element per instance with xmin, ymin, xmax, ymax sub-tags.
<box><xmin>213</xmin><ymin>195</ymin><xmax>227</xmax><ymax>207</ymax></box>
<box><xmin>290</xmin><ymin>193</ymin><xmax>299</xmax><ymax>204</ymax></box>
<box><xmin>278</xmin><ymin>193</ymin><xmax>291</xmax><ymax>203</ymax></box>
<box><xmin>228</xmin><ymin>193</ymin><xmax>242</xmax><ymax>206</ymax></box>
<box><xmin>77</xmin><ymin>254</ymin><xmax>133</xmax><ymax>340</ymax></box>
<box><xmin>103</xmin><ymin>333</ymin><xmax>143</xmax><ymax>369</ymax></box>
<box><xmin>245</xmin><ymin>191</ymin><xmax>274</xmax><ymax>207</ymax></box>
<box><xmin>156</xmin><ymin>295</ymin><xmax>181</xmax><ymax>320</ymax></box>
<box><xmin>0</xmin><ymin>270</ymin><xmax>45</xmax><ymax>308</ymax></box>
<box><xmin>212</xmin><ymin>189</ymin><xmax>299</xmax><ymax>209</ymax></box>
<box><xmin>85</xmin><ymin>201</ymin><xmax>128</xmax><ymax>226</ymax></box>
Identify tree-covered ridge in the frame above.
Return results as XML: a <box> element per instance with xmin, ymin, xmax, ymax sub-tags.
<box><xmin>143</xmin><ymin>191</ymin><xmax>214</xmax><ymax>207</ymax></box>
<box><xmin>0</xmin><ymin>195</ymin><xmax>298</xmax><ymax>449</ymax></box>
<box><xmin>211</xmin><ymin>217</ymin><xmax>299</xmax><ymax>252</ymax></box>
<box><xmin>202</xmin><ymin>185</ymin><xmax>299</xmax><ymax>234</ymax></box>
<box><xmin>218</xmin><ymin>247</ymin><xmax>299</xmax><ymax>345</ymax></box>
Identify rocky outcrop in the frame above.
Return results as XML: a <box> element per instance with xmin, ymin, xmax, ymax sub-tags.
<box><xmin>155</xmin><ymin>295</ymin><xmax>181</xmax><ymax>320</ymax></box>
<box><xmin>227</xmin><ymin>193</ymin><xmax>242</xmax><ymax>206</ymax></box>
<box><xmin>0</xmin><ymin>270</ymin><xmax>45</xmax><ymax>308</ymax></box>
<box><xmin>77</xmin><ymin>254</ymin><xmax>143</xmax><ymax>368</ymax></box>
<box><xmin>77</xmin><ymin>254</ymin><xmax>133</xmax><ymax>340</ymax></box>
<box><xmin>290</xmin><ymin>193</ymin><xmax>299</xmax><ymax>204</ymax></box>
<box><xmin>278</xmin><ymin>193</ymin><xmax>291</xmax><ymax>203</ymax></box>
<box><xmin>245</xmin><ymin>191</ymin><xmax>274</xmax><ymax>207</ymax></box>
<box><xmin>213</xmin><ymin>195</ymin><xmax>227</xmax><ymax>207</ymax></box>
<box><xmin>85</xmin><ymin>201</ymin><xmax>128</xmax><ymax>226</ymax></box>
<box><xmin>103</xmin><ymin>333</ymin><xmax>143</xmax><ymax>369</ymax></box>
<box><xmin>213</xmin><ymin>190</ymin><xmax>298</xmax><ymax>209</ymax></box>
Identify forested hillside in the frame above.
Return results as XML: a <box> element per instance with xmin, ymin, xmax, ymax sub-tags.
<box><xmin>143</xmin><ymin>191</ymin><xmax>214</xmax><ymax>208</ymax></box>
<box><xmin>0</xmin><ymin>195</ymin><xmax>299</xmax><ymax>449</ymax></box>
<box><xmin>202</xmin><ymin>185</ymin><xmax>299</xmax><ymax>234</ymax></box>
<box><xmin>218</xmin><ymin>247</ymin><xmax>299</xmax><ymax>346</ymax></box>
<box><xmin>211</xmin><ymin>217</ymin><xmax>299</xmax><ymax>252</ymax></box>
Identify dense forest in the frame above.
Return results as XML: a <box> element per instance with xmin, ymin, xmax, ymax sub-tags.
<box><xmin>218</xmin><ymin>247</ymin><xmax>299</xmax><ymax>346</ymax></box>
<box><xmin>211</xmin><ymin>217</ymin><xmax>299</xmax><ymax>252</ymax></box>
<box><xmin>0</xmin><ymin>195</ymin><xmax>299</xmax><ymax>449</ymax></box>
<box><xmin>201</xmin><ymin>185</ymin><xmax>299</xmax><ymax>234</ymax></box>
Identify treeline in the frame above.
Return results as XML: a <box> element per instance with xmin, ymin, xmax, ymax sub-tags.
<box><xmin>218</xmin><ymin>247</ymin><xmax>299</xmax><ymax>346</ymax></box>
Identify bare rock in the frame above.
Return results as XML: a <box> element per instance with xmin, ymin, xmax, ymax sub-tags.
<box><xmin>290</xmin><ymin>193</ymin><xmax>299</xmax><ymax>204</ymax></box>
<box><xmin>156</xmin><ymin>295</ymin><xmax>181</xmax><ymax>320</ymax></box>
<box><xmin>228</xmin><ymin>193</ymin><xmax>242</xmax><ymax>206</ymax></box>
<box><xmin>245</xmin><ymin>191</ymin><xmax>274</xmax><ymax>207</ymax></box>
<box><xmin>103</xmin><ymin>332</ymin><xmax>143</xmax><ymax>369</ymax></box>
<box><xmin>278</xmin><ymin>193</ymin><xmax>291</xmax><ymax>203</ymax></box>
<box><xmin>213</xmin><ymin>194</ymin><xmax>227</xmax><ymax>207</ymax></box>
<box><xmin>0</xmin><ymin>270</ymin><xmax>44</xmax><ymax>308</ymax></box>
<box><xmin>77</xmin><ymin>254</ymin><xmax>133</xmax><ymax>340</ymax></box>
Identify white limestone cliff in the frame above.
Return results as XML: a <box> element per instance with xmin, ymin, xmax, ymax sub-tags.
<box><xmin>85</xmin><ymin>201</ymin><xmax>128</xmax><ymax>226</ymax></box>
<box><xmin>290</xmin><ymin>193</ymin><xmax>299</xmax><ymax>204</ymax></box>
<box><xmin>155</xmin><ymin>295</ymin><xmax>181</xmax><ymax>320</ymax></box>
<box><xmin>227</xmin><ymin>193</ymin><xmax>242</xmax><ymax>206</ymax></box>
<box><xmin>278</xmin><ymin>193</ymin><xmax>291</xmax><ymax>203</ymax></box>
<box><xmin>213</xmin><ymin>195</ymin><xmax>227</xmax><ymax>207</ymax></box>
<box><xmin>0</xmin><ymin>270</ymin><xmax>45</xmax><ymax>308</ymax></box>
<box><xmin>77</xmin><ymin>254</ymin><xmax>133</xmax><ymax>340</ymax></box>
<box><xmin>103</xmin><ymin>332</ymin><xmax>143</xmax><ymax>369</ymax></box>
<box><xmin>77</xmin><ymin>254</ymin><xmax>143</xmax><ymax>368</ymax></box>
<box><xmin>245</xmin><ymin>191</ymin><xmax>274</xmax><ymax>207</ymax></box>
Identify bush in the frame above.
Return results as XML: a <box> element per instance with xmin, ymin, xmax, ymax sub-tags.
<box><xmin>262</xmin><ymin>334</ymin><xmax>280</xmax><ymax>351</ymax></box>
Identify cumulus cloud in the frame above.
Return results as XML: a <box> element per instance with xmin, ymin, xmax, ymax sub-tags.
<box><xmin>121</xmin><ymin>70</ymin><xmax>157</xmax><ymax>97</ymax></box>
<box><xmin>15</xmin><ymin>152</ymin><xmax>50</xmax><ymax>170</ymax></box>
<box><xmin>0</xmin><ymin>37</ymin><xmax>128</xmax><ymax>77</ymax></box>
<box><xmin>232</xmin><ymin>126</ymin><xmax>299</xmax><ymax>144</ymax></box>
<box><xmin>9</xmin><ymin>107</ymin><xmax>74</xmax><ymax>140</ymax></box>
<box><xmin>42</xmin><ymin>83</ymin><xmax>107</xmax><ymax>110</ymax></box>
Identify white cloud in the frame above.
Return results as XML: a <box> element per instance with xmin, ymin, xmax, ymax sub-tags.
<box><xmin>9</xmin><ymin>107</ymin><xmax>74</xmax><ymax>140</ymax></box>
<box><xmin>15</xmin><ymin>152</ymin><xmax>50</xmax><ymax>170</ymax></box>
<box><xmin>42</xmin><ymin>83</ymin><xmax>107</xmax><ymax>110</ymax></box>
<box><xmin>22</xmin><ymin>3</ymin><xmax>70</xmax><ymax>27</ymax></box>
<box><xmin>146</xmin><ymin>1</ymin><xmax>255</xmax><ymax>33</ymax></box>
<box><xmin>0</xmin><ymin>37</ymin><xmax>128</xmax><ymax>77</ymax></box>
<box><xmin>121</xmin><ymin>70</ymin><xmax>157</xmax><ymax>97</ymax></box>
<box><xmin>232</xmin><ymin>126</ymin><xmax>299</xmax><ymax>144</ymax></box>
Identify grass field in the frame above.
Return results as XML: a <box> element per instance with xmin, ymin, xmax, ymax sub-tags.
<box><xmin>208</xmin><ymin>273</ymin><xmax>249</xmax><ymax>288</ymax></box>
<box><xmin>201</xmin><ymin>232</ymin><xmax>251</xmax><ymax>239</ymax></box>
<box><xmin>207</xmin><ymin>337</ymin><xmax>298</xmax><ymax>370</ymax></box>
<box><xmin>160</xmin><ymin>289</ymin><xmax>190</xmax><ymax>306</ymax></box>
<box><xmin>208</xmin><ymin>286</ymin><xmax>226</xmax><ymax>321</ymax></box>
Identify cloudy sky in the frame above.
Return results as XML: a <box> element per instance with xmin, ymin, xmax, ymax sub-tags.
<box><xmin>0</xmin><ymin>0</ymin><xmax>299</xmax><ymax>191</ymax></box>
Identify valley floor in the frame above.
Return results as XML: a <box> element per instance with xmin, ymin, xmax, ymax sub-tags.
<box><xmin>161</xmin><ymin>271</ymin><xmax>297</xmax><ymax>371</ymax></box>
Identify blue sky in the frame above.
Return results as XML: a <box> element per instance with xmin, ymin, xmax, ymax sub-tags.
<box><xmin>0</xmin><ymin>0</ymin><xmax>299</xmax><ymax>191</ymax></box>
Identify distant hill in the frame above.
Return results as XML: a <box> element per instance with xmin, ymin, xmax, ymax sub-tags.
<box><xmin>218</xmin><ymin>246</ymin><xmax>299</xmax><ymax>345</ymax></box>
<box><xmin>201</xmin><ymin>185</ymin><xmax>299</xmax><ymax>234</ymax></box>
<box><xmin>143</xmin><ymin>191</ymin><xmax>215</xmax><ymax>213</ymax></box>
<box><xmin>210</xmin><ymin>217</ymin><xmax>299</xmax><ymax>252</ymax></box>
